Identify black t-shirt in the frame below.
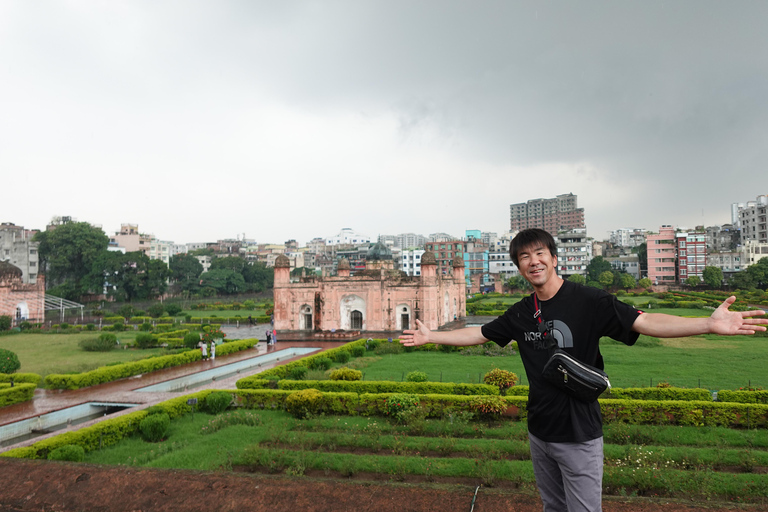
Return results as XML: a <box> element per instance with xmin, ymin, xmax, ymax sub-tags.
<box><xmin>481</xmin><ymin>279</ymin><xmax>641</xmax><ymax>443</ymax></box>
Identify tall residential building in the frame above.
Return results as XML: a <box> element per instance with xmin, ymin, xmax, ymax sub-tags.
<box><xmin>705</xmin><ymin>224</ymin><xmax>740</xmax><ymax>253</ymax></box>
<box><xmin>647</xmin><ymin>225</ymin><xmax>676</xmax><ymax>286</ymax></box>
<box><xmin>737</xmin><ymin>195</ymin><xmax>768</xmax><ymax>245</ymax></box>
<box><xmin>676</xmin><ymin>231</ymin><xmax>707</xmax><ymax>282</ymax></box>
<box><xmin>510</xmin><ymin>193</ymin><xmax>585</xmax><ymax>235</ymax></box>
<box><xmin>401</xmin><ymin>249</ymin><xmax>425</xmax><ymax>276</ymax></box>
<box><xmin>0</xmin><ymin>223</ymin><xmax>40</xmax><ymax>284</ymax></box>
<box><xmin>395</xmin><ymin>233</ymin><xmax>426</xmax><ymax>249</ymax></box>
<box><xmin>554</xmin><ymin>229</ymin><xmax>590</xmax><ymax>278</ymax></box>
<box><xmin>609</xmin><ymin>228</ymin><xmax>647</xmax><ymax>248</ymax></box>
<box><xmin>327</xmin><ymin>228</ymin><xmax>370</xmax><ymax>246</ymax></box>
<box><xmin>424</xmin><ymin>240</ymin><xmax>465</xmax><ymax>276</ymax></box>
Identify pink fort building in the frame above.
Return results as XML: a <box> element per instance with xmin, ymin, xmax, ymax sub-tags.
<box><xmin>273</xmin><ymin>244</ymin><xmax>466</xmax><ymax>333</ymax></box>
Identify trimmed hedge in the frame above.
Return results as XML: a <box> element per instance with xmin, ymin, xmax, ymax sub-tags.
<box><xmin>600</xmin><ymin>399</ymin><xmax>768</xmax><ymax>428</ymax></box>
<box><xmin>0</xmin><ymin>383</ymin><xmax>36</xmax><ymax>408</ymax></box>
<box><xmin>0</xmin><ymin>373</ymin><xmax>42</xmax><ymax>386</ymax></box>
<box><xmin>44</xmin><ymin>339</ymin><xmax>259</xmax><ymax>390</ymax></box>
<box><xmin>717</xmin><ymin>389</ymin><xmax>768</xmax><ymax>404</ymax></box>
<box><xmin>246</xmin><ymin>379</ymin><xmax>500</xmax><ymax>396</ymax></box>
<box><xmin>606</xmin><ymin>387</ymin><xmax>712</xmax><ymax>402</ymax></box>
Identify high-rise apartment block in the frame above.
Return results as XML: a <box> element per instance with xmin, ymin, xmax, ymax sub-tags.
<box><xmin>510</xmin><ymin>193</ymin><xmax>585</xmax><ymax>235</ymax></box>
<box><xmin>647</xmin><ymin>225</ymin><xmax>676</xmax><ymax>286</ymax></box>
<box><xmin>676</xmin><ymin>231</ymin><xmax>707</xmax><ymax>281</ymax></box>
<box><xmin>737</xmin><ymin>195</ymin><xmax>768</xmax><ymax>245</ymax></box>
<box><xmin>0</xmin><ymin>223</ymin><xmax>40</xmax><ymax>284</ymax></box>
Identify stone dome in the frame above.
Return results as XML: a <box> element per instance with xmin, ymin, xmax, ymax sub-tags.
<box><xmin>274</xmin><ymin>254</ymin><xmax>290</xmax><ymax>268</ymax></box>
<box><xmin>452</xmin><ymin>255</ymin><xmax>465</xmax><ymax>267</ymax></box>
<box><xmin>367</xmin><ymin>241</ymin><xmax>392</xmax><ymax>261</ymax></box>
<box><xmin>0</xmin><ymin>260</ymin><xmax>23</xmax><ymax>280</ymax></box>
<box><xmin>337</xmin><ymin>258</ymin><xmax>350</xmax><ymax>270</ymax></box>
<box><xmin>420</xmin><ymin>251</ymin><xmax>436</xmax><ymax>265</ymax></box>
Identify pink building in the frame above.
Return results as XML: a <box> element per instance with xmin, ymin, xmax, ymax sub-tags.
<box><xmin>647</xmin><ymin>225</ymin><xmax>676</xmax><ymax>288</ymax></box>
<box><xmin>0</xmin><ymin>261</ymin><xmax>45</xmax><ymax>324</ymax></box>
<box><xmin>273</xmin><ymin>250</ymin><xmax>465</xmax><ymax>333</ymax></box>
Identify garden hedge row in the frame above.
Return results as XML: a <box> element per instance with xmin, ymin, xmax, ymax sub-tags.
<box><xmin>237</xmin><ymin>379</ymin><xmax>500</xmax><ymax>396</ymax></box>
<box><xmin>0</xmin><ymin>383</ymin><xmax>36</xmax><ymax>408</ymax></box>
<box><xmin>0</xmin><ymin>391</ymin><xmax>214</xmax><ymax>460</ymax></box>
<box><xmin>43</xmin><ymin>338</ymin><xmax>259</xmax><ymax>390</ymax></box>
<box><xmin>716</xmin><ymin>389</ymin><xmax>768</xmax><ymax>404</ymax></box>
<box><xmin>0</xmin><ymin>373</ymin><xmax>42</xmax><ymax>386</ymax></box>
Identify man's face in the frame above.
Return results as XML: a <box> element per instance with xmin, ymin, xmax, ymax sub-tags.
<box><xmin>516</xmin><ymin>243</ymin><xmax>557</xmax><ymax>288</ymax></box>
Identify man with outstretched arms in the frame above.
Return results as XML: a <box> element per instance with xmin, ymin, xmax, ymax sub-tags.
<box><xmin>400</xmin><ymin>228</ymin><xmax>767</xmax><ymax>512</ymax></box>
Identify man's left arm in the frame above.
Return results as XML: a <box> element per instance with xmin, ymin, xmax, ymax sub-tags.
<box><xmin>632</xmin><ymin>296</ymin><xmax>768</xmax><ymax>338</ymax></box>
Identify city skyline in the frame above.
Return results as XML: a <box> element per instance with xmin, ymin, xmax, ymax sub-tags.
<box><xmin>2</xmin><ymin>2</ymin><xmax>767</xmax><ymax>244</ymax></box>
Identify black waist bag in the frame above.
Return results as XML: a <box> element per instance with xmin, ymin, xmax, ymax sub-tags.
<box><xmin>534</xmin><ymin>294</ymin><xmax>611</xmax><ymax>403</ymax></box>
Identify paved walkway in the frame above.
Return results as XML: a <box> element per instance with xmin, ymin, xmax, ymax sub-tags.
<box><xmin>0</xmin><ymin>335</ymin><xmax>343</xmax><ymax>454</ymax></box>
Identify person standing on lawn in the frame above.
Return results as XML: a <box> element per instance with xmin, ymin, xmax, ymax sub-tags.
<box><xmin>400</xmin><ymin>228</ymin><xmax>767</xmax><ymax>512</ymax></box>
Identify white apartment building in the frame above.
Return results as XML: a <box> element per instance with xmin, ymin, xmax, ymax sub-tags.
<box><xmin>401</xmin><ymin>249</ymin><xmax>425</xmax><ymax>276</ymax></box>
<box><xmin>0</xmin><ymin>223</ymin><xmax>39</xmax><ymax>284</ymax></box>
<box><xmin>555</xmin><ymin>229</ymin><xmax>591</xmax><ymax>278</ymax></box>
<box><xmin>327</xmin><ymin>228</ymin><xmax>370</xmax><ymax>246</ymax></box>
<box><xmin>149</xmin><ymin>238</ymin><xmax>173</xmax><ymax>266</ymax></box>
<box><xmin>737</xmin><ymin>195</ymin><xmax>768</xmax><ymax>245</ymax></box>
<box><xmin>609</xmin><ymin>228</ymin><xmax>647</xmax><ymax>248</ymax></box>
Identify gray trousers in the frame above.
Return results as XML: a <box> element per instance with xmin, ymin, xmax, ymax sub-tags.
<box><xmin>528</xmin><ymin>433</ymin><xmax>603</xmax><ymax>512</ymax></box>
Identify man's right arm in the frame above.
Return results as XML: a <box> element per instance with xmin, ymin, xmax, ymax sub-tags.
<box><xmin>399</xmin><ymin>319</ymin><xmax>488</xmax><ymax>347</ymax></box>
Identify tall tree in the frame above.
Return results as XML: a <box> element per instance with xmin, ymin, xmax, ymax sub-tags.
<box><xmin>169</xmin><ymin>254</ymin><xmax>204</xmax><ymax>283</ymax></box>
<box><xmin>33</xmin><ymin>222</ymin><xmax>110</xmax><ymax>299</ymax></box>
<box><xmin>88</xmin><ymin>251</ymin><xmax>170</xmax><ymax>301</ymax></box>
<box><xmin>587</xmin><ymin>256</ymin><xmax>613</xmax><ymax>283</ymax></box>
<box><xmin>702</xmin><ymin>266</ymin><xmax>723</xmax><ymax>289</ymax></box>
<box><xmin>242</xmin><ymin>261</ymin><xmax>274</xmax><ymax>292</ymax></box>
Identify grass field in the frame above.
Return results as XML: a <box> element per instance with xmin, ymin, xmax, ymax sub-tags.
<box><xmin>182</xmin><ymin>309</ymin><xmax>266</xmax><ymax>318</ymax></box>
<box><xmin>0</xmin><ymin>332</ymin><xmax>167</xmax><ymax>377</ymax></box>
<box><xmin>357</xmin><ymin>333</ymin><xmax>768</xmax><ymax>390</ymax></box>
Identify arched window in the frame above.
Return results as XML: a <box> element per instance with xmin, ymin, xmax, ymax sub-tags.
<box><xmin>300</xmin><ymin>304</ymin><xmax>313</xmax><ymax>330</ymax></box>
<box><xmin>350</xmin><ymin>310</ymin><xmax>363</xmax><ymax>330</ymax></box>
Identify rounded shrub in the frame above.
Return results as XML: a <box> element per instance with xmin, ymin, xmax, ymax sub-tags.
<box><xmin>0</xmin><ymin>348</ymin><xmax>21</xmax><ymax>373</ymax></box>
<box><xmin>350</xmin><ymin>346</ymin><xmax>365</xmax><ymax>358</ymax></box>
<box><xmin>48</xmin><ymin>444</ymin><xmax>85</xmax><ymax>462</ymax></box>
<box><xmin>140</xmin><ymin>412</ymin><xmax>170</xmax><ymax>442</ymax></box>
<box><xmin>287</xmin><ymin>365</ymin><xmax>309</xmax><ymax>380</ymax></box>
<box><xmin>183</xmin><ymin>332</ymin><xmax>201</xmax><ymax>349</ymax></box>
<box><xmin>165</xmin><ymin>304</ymin><xmax>183</xmax><ymax>316</ymax></box>
<box><xmin>365</xmin><ymin>339</ymin><xmax>380</xmax><ymax>351</ymax></box>
<box><xmin>309</xmin><ymin>356</ymin><xmax>332</xmax><ymax>371</ymax></box>
<box><xmin>384</xmin><ymin>393</ymin><xmax>420</xmax><ymax>423</ymax></box>
<box><xmin>483</xmin><ymin>368</ymin><xmax>519</xmax><ymax>395</ymax></box>
<box><xmin>111</xmin><ymin>321</ymin><xmax>127</xmax><ymax>332</ymax></box>
<box><xmin>78</xmin><ymin>333</ymin><xmax>117</xmax><ymax>352</ymax></box>
<box><xmin>285</xmin><ymin>388</ymin><xmax>324</xmax><ymax>419</ymax></box>
<box><xmin>85</xmin><ymin>323</ymin><xmax>96</xmax><ymax>331</ymax></box>
<box><xmin>204</xmin><ymin>391</ymin><xmax>232</xmax><ymax>414</ymax></box>
<box><xmin>139</xmin><ymin>322</ymin><xmax>153</xmax><ymax>332</ymax></box>
<box><xmin>469</xmin><ymin>395</ymin><xmax>508</xmax><ymax>421</ymax></box>
<box><xmin>134</xmin><ymin>332</ymin><xmax>155</xmax><ymax>349</ymax></box>
<box><xmin>332</xmin><ymin>351</ymin><xmax>351</xmax><ymax>364</ymax></box>
<box><xmin>328</xmin><ymin>367</ymin><xmax>362</xmax><ymax>381</ymax></box>
<box><xmin>148</xmin><ymin>304</ymin><xmax>166</xmax><ymax>318</ymax></box>
<box><xmin>406</xmin><ymin>371</ymin><xmax>428</xmax><ymax>383</ymax></box>
<box><xmin>0</xmin><ymin>315</ymin><xmax>12</xmax><ymax>331</ymax></box>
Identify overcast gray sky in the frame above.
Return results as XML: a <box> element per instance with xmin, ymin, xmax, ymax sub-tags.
<box><xmin>2</xmin><ymin>1</ymin><xmax>766</xmax><ymax>245</ymax></box>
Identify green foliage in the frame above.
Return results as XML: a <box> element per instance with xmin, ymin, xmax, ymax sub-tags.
<box><xmin>469</xmin><ymin>395</ymin><xmax>508</xmax><ymax>420</ymax></box>
<box><xmin>78</xmin><ymin>333</ymin><xmax>117</xmax><ymax>352</ymax></box>
<box><xmin>287</xmin><ymin>366</ymin><xmax>308</xmax><ymax>380</ymax></box>
<box><xmin>406</xmin><ymin>371</ymin><xmax>428</xmax><ymax>382</ymax></box>
<box><xmin>139</xmin><ymin>412</ymin><xmax>170</xmax><ymax>442</ymax></box>
<box><xmin>0</xmin><ymin>316</ymin><xmax>11</xmax><ymax>331</ymax></box>
<box><xmin>703</xmin><ymin>266</ymin><xmax>724</xmax><ymax>289</ymax></box>
<box><xmin>165</xmin><ymin>304</ymin><xmax>183</xmax><ymax>316</ymax></box>
<box><xmin>89</xmin><ymin>251</ymin><xmax>171</xmax><ymax>302</ymax></box>
<box><xmin>384</xmin><ymin>393</ymin><xmax>420</xmax><ymax>423</ymax></box>
<box><xmin>285</xmin><ymin>388</ymin><xmax>324</xmax><ymax>419</ymax></box>
<box><xmin>134</xmin><ymin>332</ymin><xmax>155</xmax><ymax>349</ymax></box>
<box><xmin>483</xmin><ymin>368</ymin><xmax>518</xmax><ymax>394</ymax></box>
<box><xmin>332</xmin><ymin>350</ymin><xmax>351</xmax><ymax>364</ymax></box>
<box><xmin>199</xmin><ymin>410</ymin><xmax>262</xmax><ymax>435</ymax></box>
<box><xmin>599</xmin><ymin>270</ymin><xmax>615</xmax><ymax>288</ymax></box>
<box><xmin>0</xmin><ymin>348</ymin><xmax>21</xmax><ymax>373</ymax></box>
<box><xmin>620</xmin><ymin>273</ymin><xmax>636</xmax><ymax>290</ymax></box>
<box><xmin>139</xmin><ymin>322</ymin><xmax>153</xmax><ymax>332</ymax></box>
<box><xmin>308</xmin><ymin>356</ymin><xmax>332</xmax><ymax>371</ymax></box>
<box><xmin>0</xmin><ymin>383</ymin><xmax>36</xmax><ymax>407</ymax></box>
<box><xmin>183</xmin><ymin>332</ymin><xmax>201</xmax><ymax>349</ymax></box>
<box><xmin>638</xmin><ymin>277</ymin><xmax>652</xmax><ymax>289</ymax></box>
<box><xmin>685</xmin><ymin>275</ymin><xmax>701</xmax><ymax>288</ymax></box>
<box><xmin>587</xmin><ymin>256</ymin><xmax>613</xmax><ymax>282</ymax></box>
<box><xmin>350</xmin><ymin>345</ymin><xmax>365</xmax><ymax>358</ymax></box>
<box><xmin>33</xmin><ymin>221</ymin><xmax>110</xmax><ymax>300</ymax></box>
<box><xmin>204</xmin><ymin>391</ymin><xmax>232</xmax><ymax>414</ymax></box>
<box><xmin>147</xmin><ymin>303</ymin><xmax>166</xmax><ymax>318</ymax></box>
<box><xmin>328</xmin><ymin>367</ymin><xmax>362</xmax><ymax>381</ymax></box>
<box><xmin>567</xmin><ymin>274</ymin><xmax>586</xmax><ymax>285</ymax></box>
<box><xmin>47</xmin><ymin>444</ymin><xmax>85</xmax><ymax>462</ymax></box>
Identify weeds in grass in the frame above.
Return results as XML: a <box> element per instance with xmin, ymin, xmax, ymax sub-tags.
<box><xmin>126</xmin><ymin>440</ymin><xmax>188</xmax><ymax>466</ymax></box>
<box><xmin>200</xmin><ymin>411</ymin><xmax>262</xmax><ymax>435</ymax></box>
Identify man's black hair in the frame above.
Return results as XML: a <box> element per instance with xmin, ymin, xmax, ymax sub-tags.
<box><xmin>509</xmin><ymin>228</ymin><xmax>558</xmax><ymax>268</ymax></box>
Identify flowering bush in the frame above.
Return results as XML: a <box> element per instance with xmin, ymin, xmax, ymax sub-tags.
<box><xmin>468</xmin><ymin>395</ymin><xmax>507</xmax><ymax>420</ymax></box>
<box><xmin>384</xmin><ymin>393</ymin><xmax>420</xmax><ymax>423</ymax></box>
<box><xmin>200</xmin><ymin>328</ymin><xmax>226</xmax><ymax>344</ymax></box>
<box><xmin>483</xmin><ymin>368</ymin><xmax>518</xmax><ymax>394</ymax></box>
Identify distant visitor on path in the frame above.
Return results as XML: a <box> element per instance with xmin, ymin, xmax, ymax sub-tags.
<box><xmin>200</xmin><ymin>341</ymin><xmax>208</xmax><ymax>360</ymax></box>
<box><xmin>210</xmin><ymin>341</ymin><xmax>216</xmax><ymax>360</ymax></box>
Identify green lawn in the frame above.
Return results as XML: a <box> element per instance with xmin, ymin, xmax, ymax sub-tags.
<box><xmin>359</xmin><ymin>333</ymin><xmax>768</xmax><ymax>391</ymax></box>
<box><xmin>182</xmin><ymin>309</ymin><xmax>266</xmax><ymax>318</ymax></box>
<box><xmin>0</xmin><ymin>332</ymin><xmax>167</xmax><ymax>378</ymax></box>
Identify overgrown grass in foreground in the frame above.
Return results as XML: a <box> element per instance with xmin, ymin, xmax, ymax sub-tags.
<box><xmin>83</xmin><ymin>409</ymin><xmax>768</xmax><ymax>503</ymax></box>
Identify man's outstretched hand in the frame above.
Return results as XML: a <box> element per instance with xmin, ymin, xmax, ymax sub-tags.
<box><xmin>709</xmin><ymin>296</ymin><xmax>768</xmax><ymax>335</ymax></box>
<box><xmin>400</xmin><ymin>319</ymin><xmax>431</xmax><ymax>347</ymax></box>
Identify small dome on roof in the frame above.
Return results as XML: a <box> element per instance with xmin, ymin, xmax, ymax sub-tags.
<box><xmin>0</xmin><ymin>261</ymin><xmax>22</xmax><ymax>280</ymax></box>
<box><xmin>420</xmin><ymin>251</ymin><xmax>436</xmax><ymax>265</ymax></box>
<box><xmin>367</xmin><ymin>241</ymin><xmax>392</xmax><ymax>261</ymax></box>
<box><xmin>274</xmin><ymin>254</ymin><xmax>290</xmax><ymax>268</ymax></box>
<box><xmin>337</xmin><ymin>258</ymin><xmax>350</xmax><ymax>270</ymax></box>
